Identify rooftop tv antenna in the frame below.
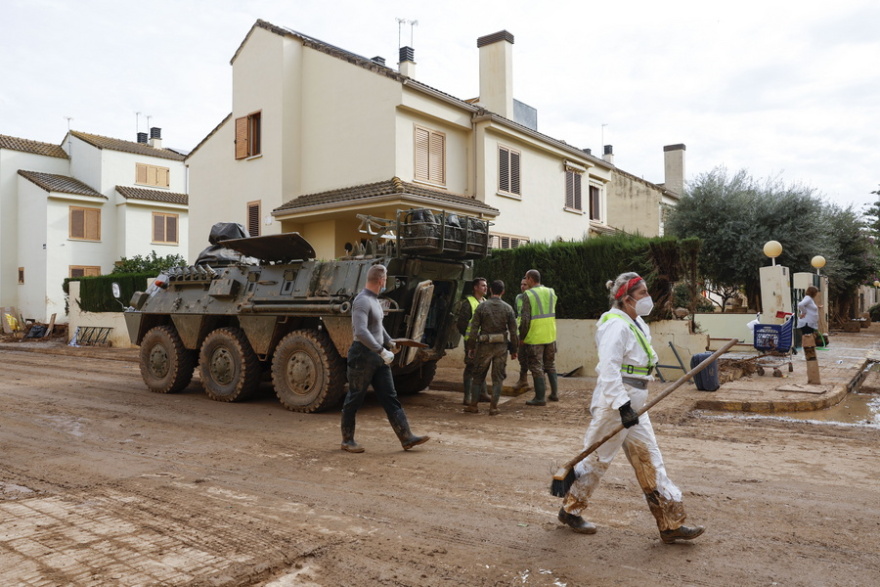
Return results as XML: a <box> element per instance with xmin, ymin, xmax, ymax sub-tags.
<box><xmin>136</xmin><ymin>111</ymin><xmax>141</xmax><ymax>133</ymax></box>
<box><xmin>396</xmin><ymin>17</ymin><xmax>418</xmax><ymax>47</ymax></box>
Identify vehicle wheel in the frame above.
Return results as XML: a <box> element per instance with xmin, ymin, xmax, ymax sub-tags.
<box><xmin>139</xmin><ymin>325</ymin><xmax>196</xmax><ymax>393</ymax></box>
<box><xmin>393</xmin><ymin>360</ymin><xmax>438</xmax><ymax>395</ymax></box>
<box><xmin>199</xmin><ymin>327</ymin><xmax>261</xmax><ymax>402</ymax></box>
<box><xmin>272</xmin><ymin>329</ymin><xmax>346</xmax><ymax>412</ymax></box>
<box><xmin>756</xmin><ymin>366</ymin><xmax>765</xmax><ymax>376</ymax></box>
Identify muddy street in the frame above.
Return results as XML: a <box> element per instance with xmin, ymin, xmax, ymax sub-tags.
<box><xmin>0</xmin><ymin>345</ymin><xmax>878</xmax><ymax>586</ymax></box>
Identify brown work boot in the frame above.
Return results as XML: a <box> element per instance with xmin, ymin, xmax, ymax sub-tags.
<box><xmin>557</xmin><ymin>508</ymin><xmax>597</xmax><ymax>534</ymax></box>
<box><xmin>463</xmin><ymin>403</ymin><xmax>479</xmax><ymax>413</ymax></box>
<box><xmin>660</xmin><ymin>525</ymin><xmax>705</xmax><ymax>544</ymax></box>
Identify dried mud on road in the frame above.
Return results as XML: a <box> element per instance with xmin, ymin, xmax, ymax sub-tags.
<box><xmin>1</xmin><ymin>346</ymin><xmax>878</xmax><ymax>586</ymax></box>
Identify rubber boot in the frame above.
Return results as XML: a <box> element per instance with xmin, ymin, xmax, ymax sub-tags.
<box><xmin>340</xmin><ymin>410</ymin><xmax>364</xmax><ymax>453</ymax></box>
<box><xmin>489</xmin><ymin>380</ymin><xmax>503</xmax><ymax>415</ymax></box>
<box><xmin>526</xmin><ymin>376</ymin><xmax>547</xmax><ymax>406</ymax></box>
<box><xmin>388</xmin><ymin>409</ymin><xmax>430</xmax><ymax>450</ymax></box>
<box><xmin>547</xmin><ymin>371</ymin><xmax>559</xmax><ymax>402</ymax></box>
<box><xmin>478</xmin><ymin>381</ymin><xmax>491</xmax><ymax>402</ymax></box>
<box><xmin>515</xmin><ymin>373</ymin><xmax>529</xmax><ymax>391</ymax></box>
<box><xmin>464</xmin><ymin>378</ymin><xmax>480</xmax><ymax>412</ymax></box>
<box><xmin>462</xmin><ymin>377</ymin><xmax>472</xmax><ymax>406</ymax></box>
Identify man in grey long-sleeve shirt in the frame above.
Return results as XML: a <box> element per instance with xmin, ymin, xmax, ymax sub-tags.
<box><xmin>340</xmin><ymin>264</ymin><xmax>430</xmax><ymax>453</ymax></box>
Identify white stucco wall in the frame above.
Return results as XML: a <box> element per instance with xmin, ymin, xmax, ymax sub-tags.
<box><xmin>476</xmin><ymin>123</ymin><xmax>611</xmax><ymax>243</ymax></box>
<box><xmin>16</xmin><ymin>179</ymin><xmax>49</xmax><ymax>321</ymax></box>
<box><xmin>45</xmin><ymin>194</ymin><xmax>111</xmax><ymax>321</ymax></box>
<box><xmin>67</xmin><ymin>281</ymin><xmax>133</xmax><ymax>348</ymax></box>
<box><xmin>442</xmin><ymin>319</ymin><xmax>706</xmax><ymax>382</ymax></box>
<box><xmin>0</xmin><ymin>148</ymin><xmax>68</xmax><ymax>309</ymax></box>
<box><xmin>300</xmin><ymin>47</ymin><xmax>400</xmax><ymax>194</ymax></box>
<box><xmin>117</xmin><ymin>201</ymin><xmax>189</xmax><ymax>260</ymax></box>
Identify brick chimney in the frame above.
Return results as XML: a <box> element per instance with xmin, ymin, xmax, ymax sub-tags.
<box><xmin>663</xmin><ymin>144</ymin><xmax>686</xmax><ymax>196</ymax></box>
<box><xmin>477</xmin><ymin>30</ymin><xmax>514</xmax><ymax>119</ymax></box>
<box><xmin>148</xmin><ymin>127</ymin><xmax>162</xmax><ymax>149</ymax></box>
<box><xmin>603</xmin><ymin>144</ymin><xmax>614</xmax><ymax>165</ymax></box>
<box><xmin>398</xmin><ymin>46</ymin><xmax>415</xmax><ymax>78</ymax></box>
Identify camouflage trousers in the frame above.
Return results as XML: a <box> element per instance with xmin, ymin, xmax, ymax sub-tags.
<box><xmin>522</xmin><ymin>341</ymin><xmax>557</xmax><ymax>378</ymax></box>
<box><xmin>472</xmin><ymin>342</ymin><xmax>509</xmax><ymax>388</ymax></box>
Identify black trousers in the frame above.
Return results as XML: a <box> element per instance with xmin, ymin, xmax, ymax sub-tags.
<box><xmin>343</xmin><ymin>341</ymin><xmax>402</xmax><ymax>418</ymax></box>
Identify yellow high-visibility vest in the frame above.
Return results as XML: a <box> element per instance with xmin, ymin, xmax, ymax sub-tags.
<box><xmin>599</xmin><ymin>312</ymin><xmax>655</xmax><ymax>373</ymax></box>
<box><xmin>523</xmin><ymin>286</ymin><xmax>556</xmax><ymax>344</ymax></box>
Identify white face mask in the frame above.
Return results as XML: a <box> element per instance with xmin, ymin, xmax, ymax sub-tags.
<box><xmin>634</xmin><ymin>295</ymin><xmax>654</xmax><ymax>316</ymax></box>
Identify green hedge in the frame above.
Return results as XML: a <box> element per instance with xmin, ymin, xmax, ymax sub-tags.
<box><xmin>473</xmin><ymin>235</ymin><xmax>701</xmax><ymax>320</ymax></box>
<box><xmin>63</xmin><ymin>273</ymin><xmax>154</xmax><ymax>313</ymax></box>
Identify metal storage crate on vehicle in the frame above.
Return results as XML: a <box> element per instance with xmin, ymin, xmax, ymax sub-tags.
<box><xmin>398</xmin><ymin>209</ymin><xmax>490</xmax><ymax>259</ymax></box>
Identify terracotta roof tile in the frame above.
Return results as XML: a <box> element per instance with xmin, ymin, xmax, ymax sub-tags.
<box><xmin>274</xmin><ymin>177</ymin><xmax>499</xmax><ymax>216</ymax></box>
<box><xmin>0</xmin><ymin>134</ymin><xmax>67</xmax><ymax>159</ymax></box>
<box><xmin>116</xmin><ymin>185</ymin><xmax>188</xmax><ymax>205</ymax></box>
<box><xmin>69</xmin><ymin>131</ymin><xmax>185</xmax><ymax>161</ymax></box>
<box><xmin>17</xmin><ymin>170</ymin><xmax>105</xmax><ymax>198</ymax></box>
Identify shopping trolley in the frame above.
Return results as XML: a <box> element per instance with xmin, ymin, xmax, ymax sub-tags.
<box><xmin>752</xmin><ymin>316</ymin><xmax>795</xmax><ymax>376</ymax></box>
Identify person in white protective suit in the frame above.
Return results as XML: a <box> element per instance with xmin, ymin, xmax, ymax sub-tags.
<box><xmin>557</xmin><ymin>272</ymin><xmax>705</xmax><ymax>544</ymax></box>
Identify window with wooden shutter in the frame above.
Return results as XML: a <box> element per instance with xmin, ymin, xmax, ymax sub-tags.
<box><xmin>70</xmin><ymin>266</ymin><xmax>101</xmax><ymax>278</ymax></box>
<box><xmin>490</xmin><ymin>232</ymin><xmax>529</xmax><ymax>250</ymax></box>
<box><xmin>235</xmin><ymin>111</ymin><xmax>262</xmax><ymax>159</ymax></box>
<box><xmin>565</xmin><ymin>170</ymin><xmax>583</xmax><ymax>211</ymax></box>
<box><xmin>247</xmin><ymin>201</ymin><xmax>261</xmax><ymax>237</ymax></box>
<box><xmin>498</xmin><ymin>146</ymin><xmax>521</xmax><ymax>196</ymax></box>
<box><xmin>414</xmin><ymin>126</ymin><xmax>446</xmax><ymax>185</ymax></box>
<box><xmin>235</xmin><ymin>116</ymin><xmax>249</xmax><ymax>159</ymax></box>
<box><xmin>135</xmin><ymin>163</ymin><xmax>170</xmax><ymax>188</ymax></box>
<box><xmin>152</xmin><ymin>212</ymin><xmax>179</xmax><ymax>244</ymax></box>
<box><xmin>69</xmin><ymin>206</ymin><xmax>101</xmax><ymax>241</ymax></box>
<box><xmin>589</xmin><ymin>185</ymin><xmax>601</xmax><ymax>221</ymax></box>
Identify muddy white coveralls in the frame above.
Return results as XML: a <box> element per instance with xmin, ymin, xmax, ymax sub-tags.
<box><xmin>562</xmin><ymin>308</ymin><xmax>689</xmax><ymax>532</ymax></box>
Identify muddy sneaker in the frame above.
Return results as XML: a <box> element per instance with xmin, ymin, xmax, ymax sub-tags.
<box><xmin>557</xmin><ymin>508</ymin><xmax>597</xmax><ymax>534</ymax></box>
<box><xmin>489</xmin><ymin>407</ymin><xmax>500</xmax><ymax>416</ymax></box>
<box><xmin>660</xmin><ymin>525</ymin><xmax>705</xmax><ymax>544</ymax></box>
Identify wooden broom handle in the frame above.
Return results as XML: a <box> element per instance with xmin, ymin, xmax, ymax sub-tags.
<box><xmin>562</xmin><ymin>338</ymin><xmax>739</xmax><ymax>470</ymax></box>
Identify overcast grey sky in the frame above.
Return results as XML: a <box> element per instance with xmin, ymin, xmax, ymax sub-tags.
<box><xmin>2</xmin><ymin>0</ymin><xmax>878</xmax><ymax>211</ymax></box>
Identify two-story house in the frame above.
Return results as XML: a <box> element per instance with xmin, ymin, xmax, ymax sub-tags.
<box><xmin>0</xmin><ymin>129</ymin><xmax>188</xmax><ymax>322</ymax></box>
<box><xmin>186</xmin><ymin>20</ymin><xmax>684</xmax><ymax>261</ymax></box>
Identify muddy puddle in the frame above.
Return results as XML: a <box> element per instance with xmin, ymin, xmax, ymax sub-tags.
<box><xmin>701</xmin><ymin>392</ymin><xmax>880</xmax><ymax>428</ymax></box>
<box><xmin>772</xmin><ymin>392</ymin><xmax>880</xmax><ymax>426</ymax></box>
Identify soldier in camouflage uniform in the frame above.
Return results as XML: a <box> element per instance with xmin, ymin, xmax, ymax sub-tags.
<box><xmin>465</xmin><ymin>280</ymin><xmax>518</xmax><ymax>415</ymax></box>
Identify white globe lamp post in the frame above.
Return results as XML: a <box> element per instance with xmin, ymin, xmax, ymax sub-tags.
<box><xmin>763</xmin><ymin>240</ymin><xmax>783</xmax><ymax>266</ymax></box>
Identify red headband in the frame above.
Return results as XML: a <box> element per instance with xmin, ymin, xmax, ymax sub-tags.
<box><xmin>615</xmin><ymin>276</ymin><xmax>644</xmax><ymax>299</ymax></box>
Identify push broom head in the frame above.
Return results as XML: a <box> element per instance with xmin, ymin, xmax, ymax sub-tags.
<box><xmin>550</xmin><ymin>466</ymin><xmax>576</xmax><ymax>498</ymax></box>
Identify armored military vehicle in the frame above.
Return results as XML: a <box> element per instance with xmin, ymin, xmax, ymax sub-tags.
<box><xmin>123</xmin><ymin>209</ymin><xmax>490</xmax><ymax>412</ymax></box>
